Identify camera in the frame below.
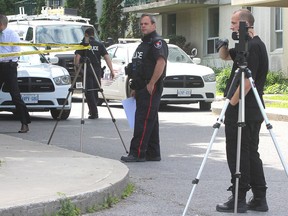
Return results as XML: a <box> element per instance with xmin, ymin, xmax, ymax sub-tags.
<box><xmin>232</xmin><ymin>21</ymin><xmax>252</xmax><ymax>66</ymax></box>
<box><xmin>232</xmin><ymin>21</ymin><xmax>251</xmax><ymax>52</ymax></box>
<box><xmin>81</xmin><ymin>36</ymin><xmax>94</xmax><ymax>46</ymax></box>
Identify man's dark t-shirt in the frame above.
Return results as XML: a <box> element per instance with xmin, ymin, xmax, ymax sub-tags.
<box><xmin>224</xmin><ymin>36</ymin><xmax>269</xmax><ymax>123</ymax></box>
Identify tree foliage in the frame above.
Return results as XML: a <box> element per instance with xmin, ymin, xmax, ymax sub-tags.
<box><xmin>65</xmin><ymin>0</ymin><xmax>97</xmax><ymax>27</ymax></box>
<box><xmin>99</xmin><ymin>0</ymin><xmax>129</xmax><ymax>42</ymax></box>
<box><xmin>81</xmin><ymin>0</ymin><xmax>97</xmax><ymax>27</ymax></box>
<box><xmin>34</xmin><ymin>0</ymin><xmax>46</xmax><ymax>15</ymax></box>
<box><xmin>127</xmin><ymin>13</ymin><xmax>142</xmax><ymax>38</ymax></box>
<box><xmin>0</xmin><ymin>0</ymin><xmax>51</xmax><ymax>15</ymax></box>
<box><xmin>0</xmin><ymin>0</ymin><xmax>17</xmax><ymax>15</ymax></box>
<box><xmin>65</xmin><ymin>0</ymin><xmax>80</xmax><ymax>10</ymax></box>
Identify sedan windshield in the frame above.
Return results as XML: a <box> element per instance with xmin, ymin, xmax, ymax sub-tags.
<box><xmin>168</xmin><ymin>47</ymin><xmax>193</xmax><ymax>63</ymax></box>
<box><xmin>18</xmin><ymin>46</ymin><xmax>47</xmax><ymax>65</ymax></box>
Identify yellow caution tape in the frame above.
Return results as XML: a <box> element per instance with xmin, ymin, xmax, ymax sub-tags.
<box><xmin>0</xmin><ymin>42</ymin><xmax>90</xmax><ymax>58</ymax></box>
<box><xmin>0</xmin><ymin>47</ymin><xmax>90</xmax><ymax>58</ymax></box>
<box><xmin>0</xmin><ymin>42</ymin><xmax>89</xmax><ymax>48</ymax></box>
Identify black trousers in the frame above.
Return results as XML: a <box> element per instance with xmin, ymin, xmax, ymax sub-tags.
<box><xmin>129</xmin><ymin>82</ymin><xmax>163</xmax><ymax>158</ymax></box>
<box><xmin>85</xmin><ymin>68</ymin><xmax>101</xmax><ymax>116</ymax></box>
<box><xmin>0</xmin><ymin>62</ymin><xmax>31</xmax><ymax>125</ymax></box>
<box><xmin>225</xmin><ymin>121</ymin><xmax>267</xmax><ymax>192</ymax></box>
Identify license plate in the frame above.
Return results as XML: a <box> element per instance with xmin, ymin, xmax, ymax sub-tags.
<box><xmin>177</xmin><ymin>89</ymin><xmax>191</xmax><ymax>97</ymax></box>
<box><xmin>21</xmin><ymin>94</ymin><xmax>39</xmax><ymax>104</ymax></box>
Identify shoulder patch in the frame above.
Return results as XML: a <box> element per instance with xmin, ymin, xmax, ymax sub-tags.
<box><xmin>154</xmin><ymin>40</ymin><xmax>162</xmax><ymax>49</ymax></box>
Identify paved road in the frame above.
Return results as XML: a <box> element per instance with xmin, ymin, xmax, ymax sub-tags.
<box><xmin>1</xmin><ymin>102</ymin><xmax>287</xmax><ymax>216</ymax></box>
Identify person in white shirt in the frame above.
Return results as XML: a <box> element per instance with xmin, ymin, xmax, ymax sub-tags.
<box><xmin>0</xmin><ymin>14</ymin><xmax>31</xmax><ymax>133</ymax></box>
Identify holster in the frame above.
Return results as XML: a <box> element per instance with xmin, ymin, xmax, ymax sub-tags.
<box><xmin>130</xmin><ymin>78</ymin><xmax>147</xmax><ymax>90</ymax></box>
<box><xmin>125</xmin><ymin>63</ymin><xmax>133</xmax><ymax>77</ymax></box>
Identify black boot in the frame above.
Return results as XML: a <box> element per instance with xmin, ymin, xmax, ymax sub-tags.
<box><xmin>247</xmin><ymin>186</ymin><xmax>268</xmax><ymax>212</ymax></box>
<box><xmin>216</xmin><ymin>196</ymin><xmax>247</xmax><ymax>213</ymax></box>
<box><xmin>216</xmin><ymin>187</ymin><xmax>247</xmax><ymax>213</ymax></box>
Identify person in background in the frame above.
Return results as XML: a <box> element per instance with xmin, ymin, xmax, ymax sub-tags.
<box><xmin>74</xmin><ymin>28</ymin><xmax>114</xmax><ymax>119</ymax></box>
<box><xmin>0</xmin><ymin>14</ymin><xmax>31</xmax><ymax>133</ymax></box>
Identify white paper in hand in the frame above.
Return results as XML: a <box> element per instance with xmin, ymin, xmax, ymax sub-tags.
<box><xmin>122</xmin><ymin>97</ymin><xmax>136</xmax><ymax>129</ymax></box>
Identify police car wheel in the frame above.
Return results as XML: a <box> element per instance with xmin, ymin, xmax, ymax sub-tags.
<box><xmin>97</xmin><ymin>99</ymin><xmax>104</xmax><ymax>106</ymax></box>
<box><xmin>199</xmin><ymin>101</ymin><xmax>211</xmax><ymax>111</ymax></box>
<box><xmin>50</xmin><ymin>109</ymin><xmax>71</xmax><ymax>120</ymax></box>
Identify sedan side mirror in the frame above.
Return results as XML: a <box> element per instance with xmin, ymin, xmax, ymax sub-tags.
<box><xmin>191</xmin><ymin>48</ymin><xmax>198</xmax><ymax>57</ymax></box>
<box><xmin>192</xmin><ymin>58</ymin><xmax>201</xmax><ymax>65</ymax></box>
<box><xmin>112</xmin><ymin>58</ymin><xmax>125</xmax><ymax>65</ymax></box>
<box><xmin>48</xmin><ymin>56</ymin><xmax>59</xmax><ymax>64</ymax></box>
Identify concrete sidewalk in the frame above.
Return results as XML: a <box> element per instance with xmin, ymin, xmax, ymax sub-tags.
<box><xmin>0</xmin><ymin>134</ymin><xmax>129</xmax><ymax>216</ymax></box>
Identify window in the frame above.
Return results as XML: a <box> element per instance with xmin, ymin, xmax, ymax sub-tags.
<box><xmin>25</xmin><ymin>27</ymin><xmax>33</xmax><ymax>41</ymax></box>
<box><xmin>207</xmin><ymin>7</ymin><xmax>219</xmax><ymax>54</ymax></box>
<box><xmin>275</xmin><ymin>7</ymin><xmax>283</xmax><ymax>49</ymax></box>
<box><xmin>48</xmin><ymin>0</ymin><xmax>61</xmax><ymax>7</ymax></box>
<box><xmin>107</xmin><ymin>47</ymin><xmax>117</xmax><ymax>59</ymax></box>
<box><xmin>167</xmin><ymin>14</ymin><xmax>176</xmax><ymax>36</ymax></box>
<box><xmin>114</xmin><ymin>47</ymin><xmax>127</xmax><ymax>62</ymax></box>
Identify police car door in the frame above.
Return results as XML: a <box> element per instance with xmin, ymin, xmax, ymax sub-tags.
<box><xmin>100</xmin><ymin>45</ymin><xmax>126</xmax><ymax>100</ymax></box>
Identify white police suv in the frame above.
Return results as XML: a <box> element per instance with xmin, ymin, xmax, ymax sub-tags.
<box><xmin>100</xmin><ymin>42</ymin><xmax>216</xmax><ymax>110</ymax></box>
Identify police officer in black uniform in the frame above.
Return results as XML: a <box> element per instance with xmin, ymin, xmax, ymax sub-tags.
<box><xmin>74</xmin><ymin>28</ymin><xmax>114</xmax><ymax>119</ymax></box>
<box><xmin>121</xmin><ymin>14</ymin><xmax>168</xmax><ymax>162</ymax></box>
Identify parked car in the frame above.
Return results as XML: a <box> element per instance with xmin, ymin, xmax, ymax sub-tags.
<box><xmin>0</xmin><ymin>45</ymin><xmax>72</xmax><ymax>120</ymax></box>
<box><xmin>9</xmin><ymin>20</ymin><xmax>99</xmax><ymax>83</ymax></box>
<box><xmin>99</xmin><ymin>42</ymin><xmax>216</xmax><ymax>110</ymax></box>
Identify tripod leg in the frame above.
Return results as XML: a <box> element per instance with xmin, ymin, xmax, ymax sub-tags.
<box><xmin>47</xmin><ymin>63</ymin><xmax>84</xmax><ymax>145</ymax></box>
<box><xmin>247</xmin><ymin>75</ymin><xmax>288</xmax><ymax>176</ymax></box>
<box><xmin>182</xmin><ymin>99</ymin><xmax>230</xmax><ymax>216</ymax></box>
<box><xmin>234</xmin><ymin>71</ymin><xmax>246</xmax><ymax>213</ymax></box>
<box><xmin>183</xmin><ymin>68</ymin><xmax>245</xmax><ymax>215</ymax></box>
<box><xmin>88</xmin><ymin>63</ymin><xmax>128</xmax><ymax>153</ymax></box>
<box><xmin>79</xmin><ymin>63</ymin><xmax>88</xmax><ymax>152</ymax></box>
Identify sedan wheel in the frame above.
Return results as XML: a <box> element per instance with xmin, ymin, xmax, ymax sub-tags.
<box><xmin>199</xmin><ymin>101</ymin><xmax>211</xmax><ymax>111</ymax></box>
<box><xmin>50</xmin><ymin>109</ymin><xmax>71</xmax><ymax>120</ymax></box>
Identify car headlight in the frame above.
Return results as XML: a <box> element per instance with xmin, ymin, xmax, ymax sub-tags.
<box><xmin>203</xmin><ymin>73</ymin><xmax>216</xmax><ymax>82</ymax></box>
<box><xmin>53</xmin><ymin>75</ymin><xmax>71</xmax><ymax>85</ymax></box>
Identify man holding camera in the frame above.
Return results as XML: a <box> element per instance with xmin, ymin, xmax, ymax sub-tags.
<box><xmin>120</xmin><ymin>14</ymin><xmax>168</xmax><ymax>162</ymax></box>
<box><xmin>74</xmin><ymin>28</ymin><xmax>114</xmax><ymax>119</ymax></box>
<box><xmin>216</xmin><ymin>9</ymin><xmax>269</xmax><ymax>213</ymax></box>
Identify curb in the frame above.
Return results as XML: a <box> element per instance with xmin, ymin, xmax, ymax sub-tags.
<box><xmin>0</xmin><ymin>135</ymin><xmax>130</xmax><ymax>216</ymax></box>
<box><xmin>211</xmin><ymin>100</ymin><xmax>288</xmax><ymax>122</ymax></box>
<box><xmin>0</xmin><ymin>175</ymin><xmax>130</xmax><ymax>216</ymax></box>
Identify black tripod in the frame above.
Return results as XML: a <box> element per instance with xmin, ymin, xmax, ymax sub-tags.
<box><xmin>47</xmin><ymin>49</ymin><xmax>128</xmax><ymax>154</ymax></box>
<box><xmin>182</xmin><ymin>26</ymin><xmax>288</xmax><ymax>215</ymax></box>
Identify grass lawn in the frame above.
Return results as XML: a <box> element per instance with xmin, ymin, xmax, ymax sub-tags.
<box><xmin>263</xmin><ymin>94</ymin><xmax>288</xmax><ymax>108</ymax></box>
<box><xmin>216</xmin><ymin>93</ymin><xmax>288</xmax><ymax>108</ymax></box>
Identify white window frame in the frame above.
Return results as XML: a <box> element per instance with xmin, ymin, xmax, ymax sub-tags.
<box><xmin>273</xmin><ymin>7</ymin><xmax>283</xmax><ymax>50</ymax></box>
<box><xmin>207</xmin><ymin>7</ymin><xmax>219</xmax><ymax>54</ymax></box>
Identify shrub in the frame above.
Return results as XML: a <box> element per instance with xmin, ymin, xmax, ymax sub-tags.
<box><xmin>168</xmin><ymin>35</ymin><xmax>186</xmax><ymax>48</ymax></box>
<box><xmin>215</xmin><ymin>67</ymin><xmax>231</xmax><ymax>93</ymax></box>
<box><xmin>265</xmin><ymin>71</ymin><xmax>286</xmax><ymax>86</ymax></box>
<box><xmin>264</xmin><ymin>71</ymin><xmax>288</xmax><ymax>94</ymax></box>
<box><xmin>265</xmin><ymin>83</ymin><xmax>288</xmax><ymax>94</ymax></box>
<box><xmin>215</xmin><ymin>67</ymin><xmax>288</xmax><ymax>95</ymax></box>
<box><xmin>168</xmin><ymin>35</ymin><xmax>197</xmax><ymax>55</ymax></box>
